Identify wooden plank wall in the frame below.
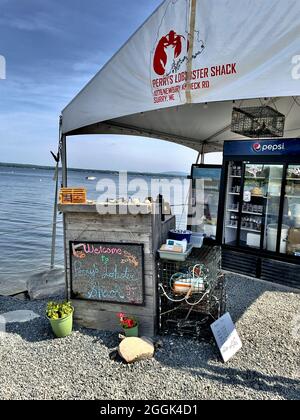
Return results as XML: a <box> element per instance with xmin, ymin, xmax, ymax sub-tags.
<box><xmin>63</xmin><ymin>209</ymin><xmax>175</xmax><ymax>337</ymax></box>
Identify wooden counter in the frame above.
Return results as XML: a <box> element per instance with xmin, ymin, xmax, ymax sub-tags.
<box><xmin>59</xmin><ymin>203</ymin><xmax>175</xmax><ymax>336</ymax></box>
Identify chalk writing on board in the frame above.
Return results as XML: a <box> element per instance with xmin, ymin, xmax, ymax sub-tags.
<box><xmin>121</xmin><ymin>251</ymin><xmax>139</xmax><ymax>268</ymax></box>
<box><xmin>73</xmin><ymin>243</ymin><xmax>123</xmax><ymax>256</ymax></box>
<box><xmin>125</xmin><ymin>285</ymin><xmax>139</xmax><ymax>301</ymax></box>
<box><xmin>70</xmin><ymin>242</ymin><xmax>144</xmax><ymax>305</ymax></box>
<box><xmin>87</xmin><ymin>283</ymin><xmax>126</xmax><ymax>301</ymax></box>
<box><xmin>74</xmin><ymin>261</ymin><xmax>138</xmax><ymax>282</ymax></box>
<box><xmin>102</xmin><ymin>264</ymin><xmax>137</xmax><ymax>281</ymax></box>
<box><xmin>74</xmin><ymin>261</ymin><xmax>100</xmax><ymax>281</ymax></box>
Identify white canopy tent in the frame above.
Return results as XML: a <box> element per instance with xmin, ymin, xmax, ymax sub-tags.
<box><xmin>60</xmin><ymin>0</ymin><xmax>300</xmax><ymax>182</ymax></box>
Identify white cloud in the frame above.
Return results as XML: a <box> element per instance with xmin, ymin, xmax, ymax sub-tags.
<box><xmin>0</xmin><ymin>52</ymin><xmax>107</xmax><ymax>113</ymax></box>
<box><xmin>67</xmin><ymin>135</ymin><xmax>198</xmax><ymax>173</ymax></box>
<box><xmin>0</xmin><ymin>12</ymin><xmax>62</xmax><ymax>35</ymax></box>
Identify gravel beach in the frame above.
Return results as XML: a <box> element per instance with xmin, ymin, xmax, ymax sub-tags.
<box><xmin>0</xmin><ymin>274</ymin><xmax>299</xmax><ymax>400</ymax></box>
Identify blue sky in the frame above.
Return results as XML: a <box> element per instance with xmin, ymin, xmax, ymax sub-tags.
<box><xmin>0</xmin><ymin>0</ymin><xmax>219</xmax><ymax>172</ymax></box>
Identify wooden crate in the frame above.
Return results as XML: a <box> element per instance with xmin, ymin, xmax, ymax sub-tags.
<box><xmin>59</xmin><ymin>188</ymin><xmax>87</xmax><ymax>205</ymax></box>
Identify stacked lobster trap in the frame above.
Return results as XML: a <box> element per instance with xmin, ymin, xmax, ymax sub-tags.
<box><xmin>158</xmin><ymin>246</ymin><xmax>226</xmax><ymax>341</ymax></box>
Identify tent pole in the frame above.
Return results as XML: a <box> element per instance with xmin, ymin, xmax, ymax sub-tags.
<box><xmin>61</xmin><ymin>134</ymin><xmax>67</xmax><ymax>187</ymax></box>
<box><xmin>50</xmin><ymin>119</ymin><xmax>63</xmax><ymax>270</ymax></box>
<box><xmin>186</xmin><ymin>0</ymin><xmax>197</xmax><ymax>104</ymax></box>
<box><xmin>196</xmin><ymin>143</ymin><xmax>205</xmax><ymax>164</ymax></box>
<box><xmin>201</xmin><ymin>142</ymin><xmax>205</xmax><ymax>164</ymax></box>
<box><xmin>60</xmin><ymin>133</ymin><xmax>69</xmax><ymax>298</ymax></box>
<box><xmin>50</xmin><ymin>160</ymin><xmax>59</xmax><ymax>270</ymax></box>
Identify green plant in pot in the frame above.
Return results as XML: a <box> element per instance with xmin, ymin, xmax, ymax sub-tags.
<box><xmin>46</xmin><ymin>301</ymin><xmax>74</xmax><ymax>338</ymax></box>
<box><xmin>118</xmin><ymin>313</ymin><xmax>139</xmax><ymax>337</ymax></box>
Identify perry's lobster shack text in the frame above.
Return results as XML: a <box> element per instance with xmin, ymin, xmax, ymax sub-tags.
<box><xmin>152</xmin><ymin>63</ymin><xmax>237</xmax><ymax>103</ymax></box>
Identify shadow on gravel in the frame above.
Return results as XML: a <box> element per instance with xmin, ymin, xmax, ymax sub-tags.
<box><xmin>0</xmin><ymin>296</ymin><xmax>53</xmax><ymax>343</ymax></box>
<box><xmin>190</xmin><ymin>364</ymin><xmax>300</xmax><ymax>400</ymax></box>
<box><xmin>3</xmin><ymin>318</ymin><xmax>54</xmax><ymax>343</ymax></box>
<box><xmin>156</xmin><ymin>339</ymin><xmax>300</xmax><ymax>400</ymax></box>
<box><xmin>82</xmin><ymin>328</ymin><xmax>120</xmax><ymax>349</ymax></box>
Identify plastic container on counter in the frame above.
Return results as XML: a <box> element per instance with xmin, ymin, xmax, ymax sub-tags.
<box><xmin>190</xmin><ymin>232</ymin><xmax>204</xmax><ymax>248</ymax></box>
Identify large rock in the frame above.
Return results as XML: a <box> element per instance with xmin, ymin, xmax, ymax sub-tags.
<box><xmin>27</xmin><ymin>268</ymin><xmax>65</xmax><ymax>300</ymax></box>
<box><xmin>118</xmin><ymin>337</ymin><xmax>155</xmax><ymax>363</ymax></box>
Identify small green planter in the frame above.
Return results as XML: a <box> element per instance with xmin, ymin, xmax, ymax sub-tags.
<box><xmin>48</xmin><ymin>310</ymin><xmax>74</xmax><ymax>338</ymax></box>
<box><xmin>123</xmin><ymin>324</ymin><xmax>139</xmax><ymax>337</ymax></box>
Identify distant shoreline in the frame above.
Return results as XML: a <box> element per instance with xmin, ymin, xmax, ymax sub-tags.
<box><xmin>0</xmin><ymin>162</ymin><xmax>188</xmax><ymax>178</ymax></box>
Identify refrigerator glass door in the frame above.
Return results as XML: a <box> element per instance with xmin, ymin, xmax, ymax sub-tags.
<box><xmin>242</xmin><ymin>164</ymin><xmax>284</xmax><ymax>251</ymax></box>
<box><xmin>262</xmin><ymin>165</ymin><xmax>284</xmax><ymax>253</ymax></box>
<box><xmin>223</xmin><ymin>162</ymin><xmax>242</xmax><ymax>246</ymax></box>
<box><xmin>190</xmin><ymin>166</ymin><xmax>221</xmax><ymax>238</ymax></box>
<box><xmin>240</xmin><ymin>164</ymin><xmax>266</xmax><ymax>249</ymax></box>
<box><xmin>281</xmin><ymin>165</ymin><xmax>300</xmax><ymax>257</ymax></box>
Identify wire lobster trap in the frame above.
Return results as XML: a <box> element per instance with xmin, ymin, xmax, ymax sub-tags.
<box><xmin>158</xmin><ymin>246</ymin><xmax>226</xmax><ymax>341</ymax></box>
<box><xmin>231</xmin><ymin>106</ymin><xmax>285</xmax><ymax>138</ymax></box>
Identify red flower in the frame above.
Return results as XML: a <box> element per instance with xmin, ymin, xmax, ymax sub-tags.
<box><xmin>127</xmin><ymin>319</ymin><xmax>134</xmax><ymax>328</ymax></box>
<box><xmin>117</xmin><ymin>313</ymin><xmax>137</xmax><ymax>329</ymax></box>
<box><xmin>118</xmin><ymin>312</ymin><xmax>125</xmax><ymax>321</ymax></box>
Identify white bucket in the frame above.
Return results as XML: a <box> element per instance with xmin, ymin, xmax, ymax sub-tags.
<box><xmin>267</xmin><ymin>224</ymin><xmax>289</xmax><ymax>253</ymax></box>
<box><xmin>203</xmin><ymin>224</ymin><xmax>217</xmax><ymax>238</ymax></box>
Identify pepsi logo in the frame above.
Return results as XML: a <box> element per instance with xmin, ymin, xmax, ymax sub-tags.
<box><xmin>252</xmin><ymin>142</ymin><xmax>285</xmax><ymax>153</ymax></box>
<box><xmin>253</xmin><ymin>143</ymin><xmax>262</xmax><ymax>152</ymax></box>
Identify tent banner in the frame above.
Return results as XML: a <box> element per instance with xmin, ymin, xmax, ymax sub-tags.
<box><xmin>62</xmin><ymin>0</ymin><xmax>300</xmax><ymax>134</ymax></box>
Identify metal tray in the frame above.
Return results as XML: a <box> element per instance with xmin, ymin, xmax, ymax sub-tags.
<box><xmin>158</xmin><ymin>244</ymin><xmax>193</xmax><ymax>261</ymax></box>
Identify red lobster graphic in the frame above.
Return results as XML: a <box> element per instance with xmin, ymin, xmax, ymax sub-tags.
<box><xmin>153</xmin><ymin>30</ymin><xmax>186</xmax><ymax>76</ymax></box>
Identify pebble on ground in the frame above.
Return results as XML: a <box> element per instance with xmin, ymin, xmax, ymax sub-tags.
<box><xmin>0</xmin><ymin>274</ymin><xmax>299</xmax><ymax>400</ymax></box>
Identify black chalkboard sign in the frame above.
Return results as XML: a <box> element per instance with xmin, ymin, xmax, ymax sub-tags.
<box><xmin>70</xmin><ymin>242</ymin><xmax>144</xmax><ymax>305</ymax></box>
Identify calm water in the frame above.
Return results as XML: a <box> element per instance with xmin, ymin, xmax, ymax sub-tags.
<box><xmin>0</xmin><ymin>166</ymin><xmax>188</xmax><ymax>284</ymax></box>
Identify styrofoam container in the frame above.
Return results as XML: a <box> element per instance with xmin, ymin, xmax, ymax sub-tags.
<box><xmin>190</xmin><ymin>232</ymin><xmax>204</xmax><ymax>248</ymax></box>
<box><xmin>166</xmin><ymin>239</ymin><xmax>188</xmax><ymax>252</ymax></box>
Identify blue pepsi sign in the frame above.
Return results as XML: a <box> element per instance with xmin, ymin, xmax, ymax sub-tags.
<box><xmin>224</xmin><ymin>139</ymin><xmax>300</xmax><ymax>157</ymax></box>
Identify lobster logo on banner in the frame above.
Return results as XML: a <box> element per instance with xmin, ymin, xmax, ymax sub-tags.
<box><xmin>153</xmin><ymin>30</ymin><xmax>188</xmax><ymax>76</ymax></box>
<box><xmin>150</xmin><ymin>0</ymin><xmax>210</xmax><ymax>105</ymax></box>
<box><xmin>152</xmin><ymin>30</ymin><xmax>205</xmax><ymax>77</ymax></box>
<box><xmin>149</xmin><ymin>0</ymin><xmax>240</xmax><ymax>105</ymax></box>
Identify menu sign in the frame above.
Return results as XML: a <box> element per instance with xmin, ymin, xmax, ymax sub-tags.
<box><xmin>70</xmin><ymin>242</ymin><xmax>144</xmax><ymax>305</ymax></box>
<box><xmin>211</xmin><ymin>313</ymin><xmax>242</xmax><ymax>363</ymax></box>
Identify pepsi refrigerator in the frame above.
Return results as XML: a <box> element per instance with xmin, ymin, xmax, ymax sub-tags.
<box><xmin>217</xmin><ymin>138</ymin><xmax>300</xmax><ymax>289</ymax></box>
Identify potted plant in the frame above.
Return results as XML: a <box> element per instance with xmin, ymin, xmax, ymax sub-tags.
<box><xmin>118</xmin><ymin>313</ymin><xmax>139</xmax><ymax>337</ymax></box>
<box><xmin>46</xmin><ymin>301</ymin><xmax>74</xmax><ymax>338</ymax></box>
